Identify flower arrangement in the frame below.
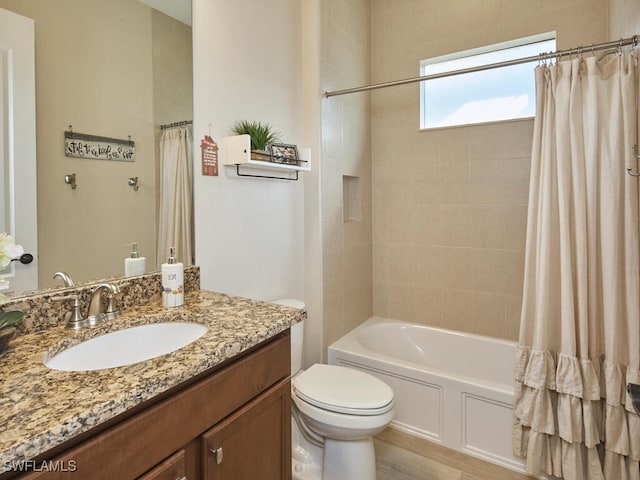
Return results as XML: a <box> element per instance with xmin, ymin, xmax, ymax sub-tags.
<box><xmin>0</xmin><ymin>233</ymin><xmax>25</xmax><ymax>331</ymax></box>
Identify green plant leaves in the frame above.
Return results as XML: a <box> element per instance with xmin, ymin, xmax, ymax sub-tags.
<box><xmin>231</xmin><ymin>120</ymin><xmax>281</xmax><ymax>151</ymax></box>
<box><xmin>0</xmin><ymin>311</ymin><xmax>24</xmax><ymax>330</ymax></box>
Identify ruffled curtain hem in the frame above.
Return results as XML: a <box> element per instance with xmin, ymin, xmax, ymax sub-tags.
<box><xmin>513</xmin><ymin>346</ymin><xmax>640</xmax><ymax>479</ymax></box>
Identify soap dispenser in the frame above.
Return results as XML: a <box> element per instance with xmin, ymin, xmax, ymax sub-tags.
<box><xmin>162</xmin><ymin>247</ymin><xmax>184</xmax><ymax>307</ymax></box>
<box><xmin>124</xmin><ymin>242</ymin><xmax>146</xmax><ymax>277</ymax></box>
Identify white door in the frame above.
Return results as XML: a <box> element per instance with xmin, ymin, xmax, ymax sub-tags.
<box><xmin>0</xmin><ymin>7</ymin><xmax>37</xmax><ymax>293</ymax></box>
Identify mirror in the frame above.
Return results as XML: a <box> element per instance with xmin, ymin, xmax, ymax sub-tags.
<box><xmin>0</xmin><ymin>0</ymin><xmax>193</xmax><ymax>296</ymax></box>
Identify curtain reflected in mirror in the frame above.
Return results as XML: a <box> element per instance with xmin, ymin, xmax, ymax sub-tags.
<box><xmin>158</xmin><ymin>125</ymin><xmax>194</xmax><ymax>270</ymax></box>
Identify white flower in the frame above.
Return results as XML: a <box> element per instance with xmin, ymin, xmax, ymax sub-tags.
<box><xmin>0</xmin><ymin>232</ymin><xmax>24</xmax><ymax>269</ymax></box>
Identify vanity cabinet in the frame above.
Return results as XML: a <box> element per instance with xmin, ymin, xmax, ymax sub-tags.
<box><xmin>201</xmin><ymin>378</ymin><xmax>290</xmax><ymax>479</ymax></box>
<box><xmin>14</xmin><ymin>332</ymin><xmax>291</xmax><ymax>480</ymax></box>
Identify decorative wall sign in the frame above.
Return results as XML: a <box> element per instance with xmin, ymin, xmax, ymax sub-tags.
<box><xmin>200</xmin><ymin>135</ymin><xmax>218</xmax><ymax>176</ymax></box>
<box><xmin>64</xmin><ymin>130</ymin><xmax>135</xmax><ymax>162</ymax></box>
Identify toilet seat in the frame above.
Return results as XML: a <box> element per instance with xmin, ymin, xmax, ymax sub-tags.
<box><xmin>292</xmin><ymin>392</ymin><xmax>395</xmax><ymax>441</ymax></box>
<box><xmin>292</xmin><ymin>364</ymin><xmax>394</xmax><ymax>416</ymax></box>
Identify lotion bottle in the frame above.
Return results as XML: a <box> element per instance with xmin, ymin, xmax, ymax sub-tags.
<box><xmin>162</xmin><ymin>247</ymin><xmax>184</xmax><ymax>307</ymax></box>
<box><xmin>124</xmin><ymin>242</ymin><xmax>146</xmax><ymax>277</ymax></box>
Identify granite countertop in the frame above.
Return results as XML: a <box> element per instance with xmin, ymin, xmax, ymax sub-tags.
<box><xmin>0</xmin><ymin>290</ymin><xmax>305</xmax><ymax>473</ymax></box>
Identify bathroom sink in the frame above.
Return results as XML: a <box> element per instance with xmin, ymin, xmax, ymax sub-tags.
<box><xmin>44</xmin><ymin>322</ymin><xmax>208</xmax><ymax>372</ymax></box>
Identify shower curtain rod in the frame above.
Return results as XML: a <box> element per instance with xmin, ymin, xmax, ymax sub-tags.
<box><xmin>324</xmin><ymin>35</ymin><xmax>638</xmax><ymax>98</ymax></box>
<box><xmin>160</xmin><ymin>120</ymin><xmax>193</xmax><ymax>131</ymax></box>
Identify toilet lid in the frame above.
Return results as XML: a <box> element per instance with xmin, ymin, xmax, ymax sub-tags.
<box><xmin>292</xmin><ymin>364</ymin><xmax>394</xmax><ymax>416</ymax></box>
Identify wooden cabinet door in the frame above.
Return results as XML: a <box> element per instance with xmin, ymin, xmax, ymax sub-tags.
<box><xmin>201</xmin><ymin>378</ymin><xmax>291</xmax><ymax>480</ymax></box>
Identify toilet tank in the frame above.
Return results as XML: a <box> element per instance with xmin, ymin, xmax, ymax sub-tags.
<box><xmin>273</xmin><ymin>299</ymin><xmax>305</xmax><ymax>375</ymax></box>
<box><xmin>290</xmin><ymin>321</ymin><xmax>304</xmax><ymax>375</ymax></box>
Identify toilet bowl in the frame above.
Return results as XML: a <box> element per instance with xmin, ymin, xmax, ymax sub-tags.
<box><xmin>292</xmin><ymin>364</ymin><xmax>394</xmax><ymax>480</ymax></box>
<box><xmin>274</xmin><ymin>299</ymin><xmax>395</xmax><ymax>480</ymax></box>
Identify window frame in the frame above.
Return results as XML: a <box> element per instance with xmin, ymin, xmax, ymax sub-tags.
<box><xmin>419</xmin><ymin>32</ymin><xmax>556</xmax><ymax>130</ymax></box>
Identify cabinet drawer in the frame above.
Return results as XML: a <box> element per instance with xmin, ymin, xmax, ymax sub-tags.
<box><xmin>137</xmin><ymin>449</ymin><xmax>185</xmax><ymax>480</ymax></box>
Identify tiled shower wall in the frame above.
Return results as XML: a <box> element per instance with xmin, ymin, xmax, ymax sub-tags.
<box><xmin>370</xmin><ymin>0</ymin><xmax>608</xmax><ymax>341</ymax></box>
<box><xmin>320</xmin><ymin>0</ymin><xmax>372</xmax><ymax>355</ymax></box>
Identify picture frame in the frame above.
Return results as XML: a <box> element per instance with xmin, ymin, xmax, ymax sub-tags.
<box><xmin>269</xmin><ymin>143</ymin><xmax>299</xmax><ymax>165</ymax></box>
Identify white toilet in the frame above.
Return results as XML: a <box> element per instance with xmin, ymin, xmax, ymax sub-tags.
<box><xmin>275</xmin><ymin>299</ymin><xmax>395</xmax><ymax>480</ymax></box>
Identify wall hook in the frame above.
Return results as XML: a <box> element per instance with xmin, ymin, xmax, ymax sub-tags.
<box><xmin>629</xmin><ymin>145</ymin><xmax>640</xmax><ymax>177</ymax></box>
<box><xmin>127</xmin><ymin>176</ymin><xmax>139</xmax><ymax>191</ymax></box>
<box><xmin>64</xmin><ymin>173</ymin><xmax>77</xmax><ymax>189</ymax></box>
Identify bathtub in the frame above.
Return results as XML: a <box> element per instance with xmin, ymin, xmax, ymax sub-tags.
<box><xmin>327</xmin><ymin>317</ymin><xmax>526</xmax><ymax>474</ymax></box>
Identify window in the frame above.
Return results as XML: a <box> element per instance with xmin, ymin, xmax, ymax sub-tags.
<box><xmin>420</xmin><ymin>33</ymin><xmax>556</xmax><ymax>129</ymax></box>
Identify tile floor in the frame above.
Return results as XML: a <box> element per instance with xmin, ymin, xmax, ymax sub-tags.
<box><xmin>375</xmin><ymin>428</ymin><xmax>537</xmax><ymax>480</ymax></box>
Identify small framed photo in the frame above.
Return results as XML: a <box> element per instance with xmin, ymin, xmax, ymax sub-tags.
<box><xmin>270</xmin><ymin>143</ymin><xmax>299</xmax><ymax>165</ymax></box>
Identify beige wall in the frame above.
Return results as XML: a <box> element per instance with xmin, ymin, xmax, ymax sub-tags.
<box><xmin>192</xmin><ymin>0</ymin><xmax>305</xmax><ymax>302</ymax></box>
<box><xmin>0</xmin><ymin>0</ymin><xmax>191</xmax><ymax>289</ymax></box>
<box><xmin>321</xmin><ymin>0</ymin><xmax>372</xmax><ymax>354</ymax></box>
<box><xmin>151</xmin><ymin>9</ymin><xmax>193</xmax><ymax>268</ymax></box>
<box><xmin>192</xmin><ymin>0</ymin><xmax>324</xmax><ymax>367</ymax></box>
<box><xmin>370</xmin><ymin>0</ymin><xmax>608</xmax><ymax>341</ymax></box>
<box><xmin>610</xmin><ymin>0</ymin><xmax>640</xmax><ymax>38</ymax></box>
<box><xmin>301</xmin><ymin>0</ymin><xmax>324</xmax><ymax>367</ymax></box>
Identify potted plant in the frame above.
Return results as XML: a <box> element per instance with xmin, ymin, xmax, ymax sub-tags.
<box><xmin>231</xmin><ymin>120</ymin><xmax>281</xmax><ymax>162</ymax></box>
<box><xmin>0</xmin><ymin>233</ymin><xmax>25</xmax><ymax>357</ymax></box>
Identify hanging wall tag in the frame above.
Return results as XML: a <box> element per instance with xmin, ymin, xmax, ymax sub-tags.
<box><xmin>200</xmin><ymin>135</ymin><xmax>218</xmax><ymax>176</ymax></box>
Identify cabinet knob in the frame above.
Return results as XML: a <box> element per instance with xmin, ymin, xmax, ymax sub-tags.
<box><xmin>209</xmin><ymin>447</ymin><xmax>223</xmax><ymax>464</ymax></box>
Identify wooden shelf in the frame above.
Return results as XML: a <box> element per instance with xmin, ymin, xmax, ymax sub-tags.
<box><xmin>222</xmin><ymin>135</ymin><xmax>310</xmax><ymax>180</ymax></box>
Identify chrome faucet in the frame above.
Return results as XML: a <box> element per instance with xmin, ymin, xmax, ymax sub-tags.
<box><xmin>87</xmin><ymin>283</ymin><xmax>122</xmax><ymax>321</ymax></box>
<box><xmin>53</xmin><ymin>271</ymin><xmax>75</xmax><ymax>287</ymax></box>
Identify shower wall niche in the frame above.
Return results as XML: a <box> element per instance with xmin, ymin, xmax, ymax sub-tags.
<box><xmin>343</xmin><ymin>175</ymin><xmax>362</xmax><ymax>222</ymax></box>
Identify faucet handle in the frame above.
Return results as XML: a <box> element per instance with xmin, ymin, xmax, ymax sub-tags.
<box><xmin>103</xmin><ymin>290</ymin><xmax>121</xmax><ymax>320</ymax></box>
<box><xmin>103</xmin><ymin>282</ymin><xmax>130</xmax><ymax>320</ymax></box>
<box><xmin>52</xmin><ymin>294</ymin><xmax>90</xmax><ymax>329</ymax></box>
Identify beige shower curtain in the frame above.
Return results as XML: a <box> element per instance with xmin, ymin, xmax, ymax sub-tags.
<box><xmin>514</xmin><ymin>52</ymin><xmax>640</xmax><ymax>479</ymax></box>
<box><xmin>157</xmin><ymin>126</ymin><xmax>193</xmax><ymax>269</ymax></box>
